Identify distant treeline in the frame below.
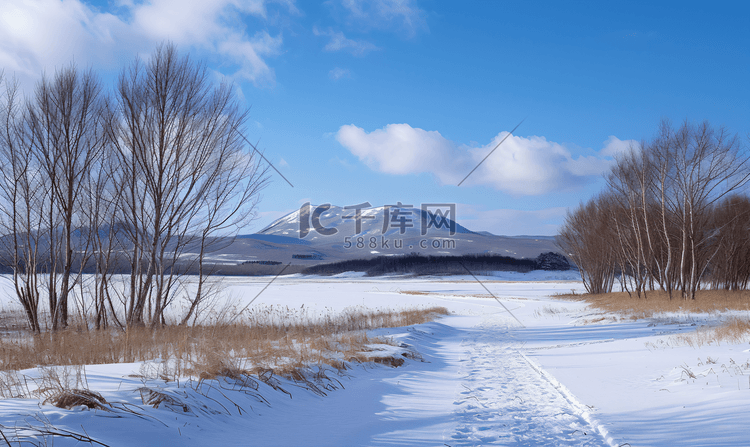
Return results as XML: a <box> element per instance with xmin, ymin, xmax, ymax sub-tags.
<box><xmin>302</xmin><ymin>252</ymin><xmax>570</xmax><ymax>276</ymax></box>
<box><xmin>241</xmin><ymin>260</ymin><xmax>283</xmax><ymax>265</ymax></box>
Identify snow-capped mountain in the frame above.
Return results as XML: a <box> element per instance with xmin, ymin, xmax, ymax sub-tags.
<box><xmin>178</xmin><ymin>204</ymin><xmax>562</xmax><ymax>270</ymax></box>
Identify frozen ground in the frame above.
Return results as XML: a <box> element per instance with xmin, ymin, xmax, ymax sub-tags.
<box><xmin>1</xmin><ymin>272</ymin><xmax>749</xmax><ymax>446</ymax></box>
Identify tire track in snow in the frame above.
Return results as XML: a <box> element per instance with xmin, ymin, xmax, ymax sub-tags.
<box><xmin>446</xmin><ymin>317</ymin><xmax>609</xmax><ymax>446</ymax></box>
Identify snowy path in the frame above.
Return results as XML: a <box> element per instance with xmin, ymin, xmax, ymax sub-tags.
<box><xmin>446</xmin><ymin>315</ymin><xmax>606</xmax><ymax>446</ymax></box>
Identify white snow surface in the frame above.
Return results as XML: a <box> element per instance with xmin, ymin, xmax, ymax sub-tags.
<box><xmin>1</xmin><ymin>273</ymin><xmax>749</xmax><ymax>446</ymax></box>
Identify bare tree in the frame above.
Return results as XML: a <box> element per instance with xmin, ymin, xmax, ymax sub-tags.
<box><xmin>708</xmin><ymin>195</ymin><xmax>750</xmax><ymax>290</ymax></box>
<box><xmin>110</xmin><ymin>43</ymin><xmax>268</xmax><ymax>328</ymax></box>
<box><xmin>178</xmin><ymin>141</ymin><xmax>268</xmax><ymax>325</ymax></box>
<box><xmin>558</xmin><ymin>193</ymin><xmax>618</xmax><ymax>294</ymax></box>
<box><xmin>82</xmin><ymin>134</ymin><xmax>126</xmax><ymax>330</ymax></box>
<box><xmin>22</xmin><ymin>66</ymin><xmax>105</xmax><ymax>329</ymax></box>
<box><xmin>607</xmin><ymin>147</ymin><xmax>652</xmax><ymax>297</ymax></box>
<box><xmin>654</xmin><ymin>120</ymin><xmax>750</xmax><ymax>299</ymax></box>
<box><xmin>0</xmin><ymin>74</ymin><xmax>45</xmax><ymax>332</ymax></box>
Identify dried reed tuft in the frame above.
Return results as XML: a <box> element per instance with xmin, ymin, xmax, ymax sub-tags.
<box><xmin>138</xmin><ymin>387</ymin><xmax>190</xmax><ymax>412</ymax></box>
<box><xmin>44</xmin><ymin>389</ymin><xmax>109</xmax><ymax>411</ymax></box>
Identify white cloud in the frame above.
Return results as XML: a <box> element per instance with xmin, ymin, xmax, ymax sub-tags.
<box><xmin>337</xmin><ymin>123</ymin><xmax>458</xmax><ymax>176</ymax></box>
<box><xmin>216</xmin><ymin>30</ymin><xmax>283</xmax><ymax>87</ymax></box>
<box><xmin>0</xmin><ymin>0</ymin><xmax>123</xmax><ymax>78</ymax></box>
<box><xmin>329</xmin><ymin>67</ymin><xmax>352</xmax><ymax>80</ymax></box>
<box><xmin>338</xmin><ymin>0</ymin><xmax>427</xmax><ymax>36</ymax></box>
<box><xmin>0</xmin><ymin>0</ymin><xmax>291</xmax><ymax>89</ymax></box>
<box><xmin>600</xmin><ymin>135</ymin><xmax>640</xmax><ymax>157</ymax></box>
<box><xmin>313</xmin><ymin>27</ymin><xmax>378</xmax><ymax>56</ymax></box>
<box><xmin>336</xmin><ymin>123</ymin><xmax>626</xmax><ymax>195</ymax></box>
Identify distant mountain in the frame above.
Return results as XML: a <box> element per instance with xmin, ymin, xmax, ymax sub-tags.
<box><xmin>190</xmin><ymin>204</ymin><xmax>565</xmax><ymax>273</ymax></box>
<box><xmin>0</xmin><ymin>205</ymin><xmax>567</xmax><ymax>275</ymax></box>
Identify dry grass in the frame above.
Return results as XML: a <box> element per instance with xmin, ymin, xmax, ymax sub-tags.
<box><xmin>0</xmin><ymin>306</ymin><xmax>452</xmax><ymax>446</ymax></box>
<box><xmin>661</xmin><ymin>317</ymin><xmax>750</xmax><ymax>348</ymax></box>
<box><xmin>0</xmin><ymin>306</ymin><xmax>449</xmax><ymax>378</ymax></box>
<box><xmin>555</xmin><ymin>289</ymin><xmax>750</xmax><ymax>319</ymax></box>
<box><xmin>713</xmin><ymin>317</ymin><xmax>750</xmax><ymax>342</ymax></box>
<box><xmin>557</xmin><ymin>289</ymin><xmax>750</xmax><ymax>347</ymax></box>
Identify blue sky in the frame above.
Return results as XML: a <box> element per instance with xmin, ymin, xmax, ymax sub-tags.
<box><xmin>1</xmin><ymin>0</ymin><xmax>748</xmax><ymax>235</ymax></box>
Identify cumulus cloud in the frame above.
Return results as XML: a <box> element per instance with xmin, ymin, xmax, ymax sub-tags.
<box><xmin>336</xmin><ymin>123</ymin><xmax>629</xmax><ymax>195</ymax></box>
<box><xmin>313</xmin><ymin>27</ymin><xmax>378</xmax><ymax>56</ymax></box>
<box><xmin>337</xmin><ymin>123</ymin><xmax>459</xmax><ymax>176</ymax></box>
<box><xmin>0</xmin><ymin>0</ymin><xmax>121</xmax><ymax>78</ymax></box>
<box><xmin>0</xmin><ymin>0</ymin><xmax>291</xmax><ymax>88</ymax></box>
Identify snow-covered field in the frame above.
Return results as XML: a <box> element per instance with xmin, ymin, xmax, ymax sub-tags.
<box><xmin>1</xmin><ymin>271</ymin><xmax>749</xmax><ymax>446</ymax></box>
